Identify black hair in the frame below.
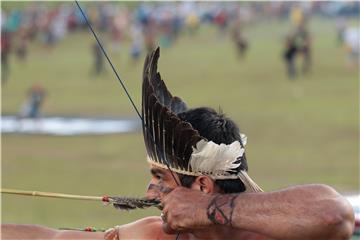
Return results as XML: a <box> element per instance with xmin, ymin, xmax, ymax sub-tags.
<box><xmin>177</xmin><ymin>107</ymin><xmax>247</xmax><ymax>193</ymax></box>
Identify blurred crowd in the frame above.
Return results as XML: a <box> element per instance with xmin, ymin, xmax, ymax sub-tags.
<box><xmin>1</xmin><ymin>1</ymin><xmax>359</xmax><ymax>82</ymax></box>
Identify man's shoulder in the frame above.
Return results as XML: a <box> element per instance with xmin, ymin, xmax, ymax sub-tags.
<box><xmin>124</xmin><ymin>216</ymin><xmax>162</xmax><ymax>229</ymax></box>
<box><xmin>118</xmin><ymin>216</ymin><xmax>175</xmax><ymax>240</ymax></box>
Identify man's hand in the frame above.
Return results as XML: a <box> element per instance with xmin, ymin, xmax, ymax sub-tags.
<box><xmin>161</xmin><ymin>187</ymin><xmax>214</xmax><ymax>234</ymax></box>
<box><xmin>160</xmin><ymin>184</ymin><xmax>355</xmax><ymax>240</ymax></box>
<box><xmin>104</xmin><ymin>226</ymin><xmax>119</xmax><ymax>240</ymax></box>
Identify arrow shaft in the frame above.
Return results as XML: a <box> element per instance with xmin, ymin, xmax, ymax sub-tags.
<box><xmin>1</xmin><ymin>188</ymin><xmax>102</xmax><ymax>201</ymax></box>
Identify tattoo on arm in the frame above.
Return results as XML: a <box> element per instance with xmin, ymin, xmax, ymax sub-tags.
<box><xmin>206</xmin><ymin>194</ymin><xmax>238</xmax><ymax>226</ymax></box>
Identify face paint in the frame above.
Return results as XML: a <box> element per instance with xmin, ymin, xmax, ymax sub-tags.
<box><xmin>147</xmin><ymin>183</ymin><xmax>173</xmax><ymax>194</ymax></box>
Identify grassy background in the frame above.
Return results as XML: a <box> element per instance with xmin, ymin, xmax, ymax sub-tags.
<box><xmin>2</xmin><ymin>15</ymin><xmax>359</xmax><ymax>230</ymax></box>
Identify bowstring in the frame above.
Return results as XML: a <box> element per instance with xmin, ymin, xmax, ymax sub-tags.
<box><xmin>74</xmin><ymin>1</ymin><xmax>141</xmax><ymax>120</ymax></box>
<box><xmin>75</xmin><ymin>3</ymin><xmax>182</xmax><ymax>238</ymax></box>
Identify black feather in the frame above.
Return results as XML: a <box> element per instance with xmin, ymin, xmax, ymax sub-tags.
<box><xmin>142</xmin><ymin>47</ymin><xmax>204</xmax><ymax>172</ymax></box>
<box><xmin>110</xmin><ymin>197</ymin><xmax>161</xmax><ymax>211</ymax></box>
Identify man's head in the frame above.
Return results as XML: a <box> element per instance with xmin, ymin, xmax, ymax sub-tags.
<box><xmin>146</xmin><ymin>107</ymin><xmax>247</xmax><ymax>200</ymax></box>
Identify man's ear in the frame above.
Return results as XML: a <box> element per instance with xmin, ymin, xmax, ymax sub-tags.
<box><xmin>191</xmin><ymin>176</ymin><xmax>215</xmax><ymax>193</ymax></box>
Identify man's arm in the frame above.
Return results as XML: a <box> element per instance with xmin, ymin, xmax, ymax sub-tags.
<box><xmin>1</xmin><ymin>224</ymin><xmax>104</xmax><ymax>239</ymax></box>
<box><xmin>104</xmin><ymin>217</ymin><xmax>176</xmax><ymax>240</ymax></box>
<box><xmin>162</xmin><ymin>184</ymin><xmax>355</xmax><ymax>240</ymax></box>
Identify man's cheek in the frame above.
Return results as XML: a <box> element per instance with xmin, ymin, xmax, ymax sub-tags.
<box><xmin>159</xmin><ymin>185</ymin><xmax>174</xmax><ymax>194</ymax></box>
<box><xmin>146</xmin><ymin>183</ymin><xmax>161</xmax><ymax>199</ymax></box>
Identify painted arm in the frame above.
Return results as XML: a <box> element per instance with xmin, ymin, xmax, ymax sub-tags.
<box><xmin>1</xmin><ymin>224</ymin><xmax>104</xmax><ymax>239</ymax></box>
<box><xmin>161</xmin><ymin>184</ymin><xmax>354</xmax><ymax>240</ymax></box>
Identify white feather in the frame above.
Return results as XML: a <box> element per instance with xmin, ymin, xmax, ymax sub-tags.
<box><xmin>189</xmin><ymin>140</ymin><xmax>244</xmax><ymax>175</ymax></box>
<box><xmin>238</xmin><ymin>170</ymin><xmax>263</xmax><ymax>192</ymax></box>
<box><xmin>240</xmin><ymin>133</ymin><xmax>247</xmax><ymax>146</ymax></box>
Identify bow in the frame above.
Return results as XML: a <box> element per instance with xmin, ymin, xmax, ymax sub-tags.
<box><xmin>3</xmin><ymin>1</ymin><xmax>180</xmax><ymax>232</ymax></box>
<box><xmin>1</xmin><ymin>0</ymin><xmax>180</xmax><ymax>234</ymax></box>
<box><xmin>75</xmin><ymin>6</ymin><xmax>185</xmax><ymax>239</ymax></box>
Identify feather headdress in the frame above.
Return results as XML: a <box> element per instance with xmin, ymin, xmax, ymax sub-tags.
<box><xmin>142</xmin><ymin>48</ymin><xmax>262</xmax><ymax>192</ymax></box>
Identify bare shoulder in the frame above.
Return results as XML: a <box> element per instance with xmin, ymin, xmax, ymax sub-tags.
<box><xmin>117</xmin><ymin>217</ymin><xmax>176</xmax><ymax>240</ymax></box>
<box><xmin>121</xmin><ymin>216</ymin><xmax>162</xmax><ymax>229</ymax></box>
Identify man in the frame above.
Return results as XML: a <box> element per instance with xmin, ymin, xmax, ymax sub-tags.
<box><xmin>283</xmin><ymin>33</ymin><xmax>298</xmax><ymax>79</ymax></box>
<box><xmin>19</xmin><ymin>84</ymin><xmax>47</xmax><ymax>118</ymax></box>
<box><xmin>2</xmin><ymin>48</ymin><xmax>354</xmax><ymax>240</ymax></box>
<box><xmin>294</xmin><ymin>21</ymin><xmax>312</xmax><ymax>75</ymax></box>
<box><xmin>232</xmin><ymin>18</ymin><xmax>248</xmax><ymax>59</ymax></box>
<box><xmin>1</xmin><ymin>29</ymin><xmax>11</xmax><ymax>84</ymax></box>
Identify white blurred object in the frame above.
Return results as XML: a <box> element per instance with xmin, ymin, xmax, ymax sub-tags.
<box><xmin>344</xmin><ymin>27</ymin><xmax>360</xmax><ymax>53</ymax></box>
<box><xmin>1</xmin><ymin>115</ymin><xmax>140</xmax><ymax>136</ymax></box>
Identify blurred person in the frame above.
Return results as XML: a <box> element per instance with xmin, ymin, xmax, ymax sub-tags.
<box><xmin>290</xmin><ymin>5</ymin><xmax>304</xmax><ymax>28</ymax></box>
<box><xmin>185</xmin><ymin>12</ymin><xmax>199</xmax><ymax>36</ymax></box>
<box><xmin>170</xmin><ymin>7</ymin><xmax>183</xmax><ymax>43</ymax></box>
<box><xmin>158</xmin><ymin>8</ymin><xmax>173</xmax><ymax>49</ymax></box>
<box><xmin>91</xmin><ymin>41</ymin><xmax>105</xmax><ymax>76</ymax></box>
<box><xmin>109</xmin><ymin>15</ymin><xmax>122</xmax><ymax>53</ymax></box>
<box><xmin>158</xmin><ymin>27</ymin><xmax>172</xmax><ymax>49</ymax></box>
<box><xmin>143</xmin><ymin>21</ymin><xmax>157</xmax><ymax>53</ymax></box>
<box><xmin>19</xmin><ymin>84</ymin><xmax>47</xmax><ymax>119</ymax></box>
<box><xmin>15</xmin><ymin>27</ymin><xmax>29</xmax><ymax>62</ymax></box>
<box><xmin>5</xmin><ymin>9</ymin><xmax>22</xmax><ymax>33</ymax></box>
<box><xmin>294</xmin><ymin>21</ymin><xmax>312</xmax><ymax>75</ymax></box>
<box><xmin>19</xmin><ymin>4</ymin><xmax>37</xmax><ymax>40</ymax></box>
<box><xmin>129</xmin><ymin>23</ymin><xmax>143</xmax><ymax>62</ymax></box>
<box><xmin>214</xmin><ymin>8</ymin><xmax>229</xmax><ymax>39</ymax></box>
<box><xmin>67</xmin><ymin>9</ymin><xmax>78</xmax><ymax>31</ymax></box>
<box><xmin>97</xmin><ymin>3</ymin><xmax>112</xmax><ymax>33</ymax></box>
<box><xmin>88</xmin><ymin>5</ymin><xmax>99</xmax><ymax>28</ymax></box>
<box><xmin>343</xmin><ymin>26</ymin><xmax>359</xmax><ymax>69</ymax></box>
<box><xmin>51</xmin><ymin>4</ymin><xmax>70</xmax><ymax>43</ymax></box>
<box><xmin>110</xmin><ymin>8</ymin><xmax>128</xmax><ymax>54</ymax></box>
<box><xmin>39</xmin><ymin>8</ymin><xmax>57</xmax><ymax>49</ymax></box>
<box><xmin>335</xmin><ymin>16</ymin><xmax>347</xmax><ymax>46</ymax></box>
<box><xmin>1</xmin><ymin>9</ymin><xmax>7</xmax><ymax>30</ymax></box>
<box><xmin>135</xmin><ymin>3</ymin><xmax>151</xmax><ymax>27</ymax></box>
<box><xmin>1</xmin><ymin>29</ymin><xmax>12</xmax><ymax>84</ymax></box>
<box><xmin>283</xmin><ymin>33</ymin><xmax>298</xmax><ymax>79</ymax></box>
<box><xmin>2</xmin><ymin>48</ymin><xmax>355</xmax><ymax>240</ymax></box>
<box><xmin>232</xmin><ymin>18</ymin><xmax>248</xmax><ymax>58</ymax></box>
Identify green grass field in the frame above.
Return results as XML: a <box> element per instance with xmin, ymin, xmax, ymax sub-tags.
<box><xmin>2</xmin><ymin>16</ymin><xmax>359</xmax><ymax>230</ymax></box>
